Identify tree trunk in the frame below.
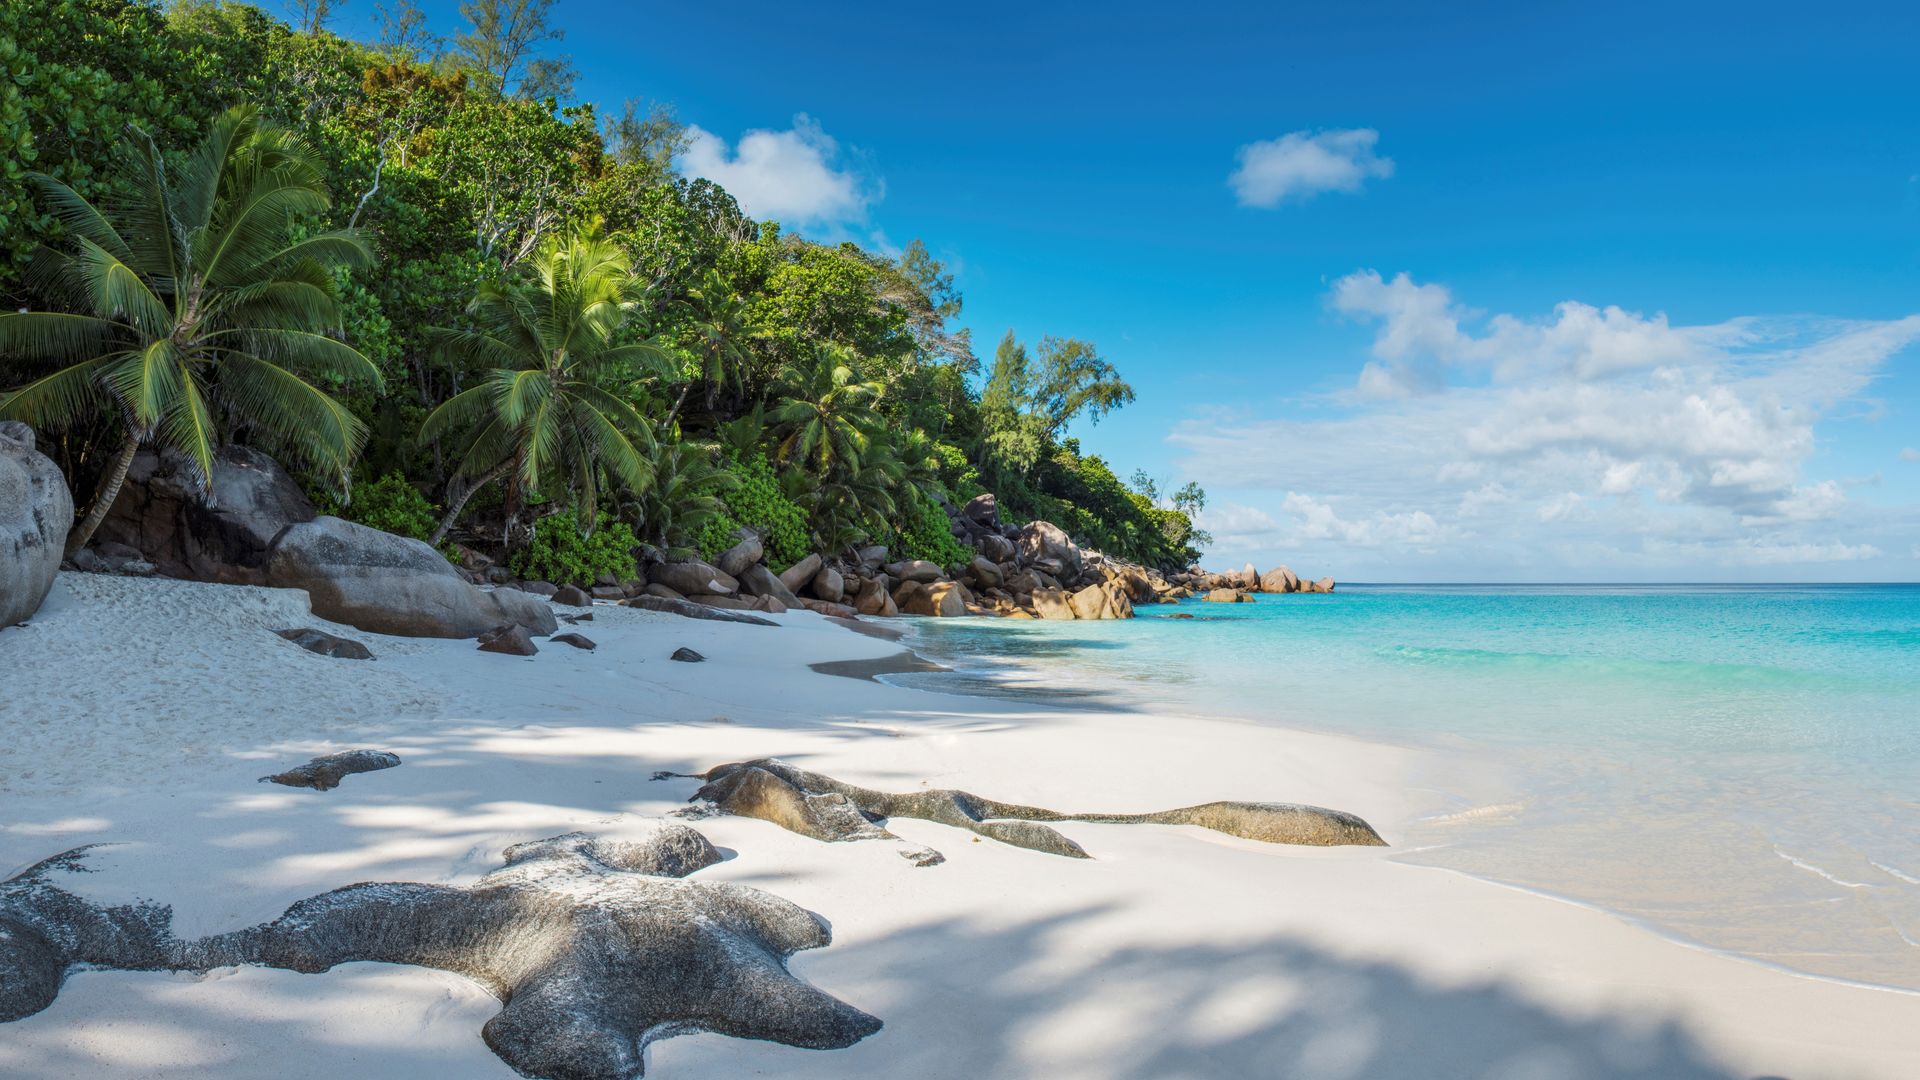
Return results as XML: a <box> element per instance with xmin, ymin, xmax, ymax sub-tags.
<box><xmin>662</xmin><ymin>381</ymin><xmax>691</xmax><ymax>429</ymax></box>
<box><xmin>428</xmin><ymin>459</ymin><xmax>511</xmax><ymax>547</ymax></box>
<box><xmin>65</xmin><ymin>430</ymin><xmax>141</xmax><ymax>558</ymax></box>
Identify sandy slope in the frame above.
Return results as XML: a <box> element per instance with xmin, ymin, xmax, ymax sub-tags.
<box><xmin>1</xmin><ymin>573</ymin><xmax>1914</xmax><ymax>1079</ymax></box>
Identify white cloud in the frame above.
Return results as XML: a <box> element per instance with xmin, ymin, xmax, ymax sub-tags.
<box><xmin>1229</xmin><ymin>129</ymin><xmax>1393</xmax><ymax>208</ymax></box>
<box><xmin>678</xmin><ymin>114</ymin><xmax>875</xmax><ymax>231</ymax></box>
<box><xmin>1902</xmin><ymin>447</ymin><xmax>1920</xmax><ymax>462</ymax></box>
<box><xmin>1170</xmin><ymin>273</ymin><xmax>1920</xmax><ymax>579</ymax></box>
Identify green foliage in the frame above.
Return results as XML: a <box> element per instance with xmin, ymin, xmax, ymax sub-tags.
<box><xmin>1</xmin><ymin>3</ymin><xmax>1199</xmax><ymax>574</ymax></box>
<box><xmin>896</xmin><ymin>494</ymin><xmax>969</xmax><ymax>568</ymax></box>
<box><xmin>508</xmin><ymin>511</ymin><xmax>640</xmax><ymax>586</ymax></box>
<box><xmin>698</xmin><ymin>454</ymin><xmax>807</xmax><ymax>568</ymax></box>
<box><xmin>318</xmin><ymin>471</ymin><xmax>439</xmax><ymax>541</ymax></box>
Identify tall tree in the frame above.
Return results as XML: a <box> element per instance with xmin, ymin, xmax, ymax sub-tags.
<box><xmin>0</xmin><ymin>106</ymin><xmax>380</xmax><ymax>555</ymax></box>
<box><xmin>287</xmin><ymin>0</ymin><xmax>341</xmax><ymax>35</ymax></box>
<box><xmin>1031</xmin><ymin>336</ymin><xmax>1133</xmax><ymax>439</ymax></box>
<box><xmin>372</xmin><ymin>0</ymin><xmax>439</xmax><ymax>60</ymax></box>
<box><xmin>606</xmin><ymin>99</ymin><xmax>689</xmax><ymax>177</ymax></box>
<box><xmin>420</xmin><ymin>227</ymin><xmax>673</xmax><ymax>543</ymax></box>
<box><xmin>451</xmin><ymin>0</ymin><xmax>572</xmax><ymax>99</ymax></box>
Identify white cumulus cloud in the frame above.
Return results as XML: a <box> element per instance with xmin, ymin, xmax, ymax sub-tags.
<box><xmin>679</xmin><ymin>114</ymin><xmax>875</xmax><ymax>232</ymax></box>
<box><xmin>1229</xmin><ymin>129</ymin><xmax>1393</xmax><ymax>208</ymax></box>
<box><xmin>1170</xmin><ymin>272</ymin><xmax>1920</xmax><ymax>579</ymax></box>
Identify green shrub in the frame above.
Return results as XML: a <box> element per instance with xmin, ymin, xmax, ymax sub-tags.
<box><xmin>317</xmin><ymin>472</ymin><xmax>439</xmax><ymax>542</ymax></box>
<box><xmin>509</xmin><ymin>513</ymin><xmax>641</xmax><ymax>586</ymax></box>
<box><xmin>896</xmin><ymin>493</ymin><xmax>970</xmax><ymax>568</ymax></box>
<box><xmin>699</xmin><ymin>455</ymin><xmax>809</xmax><ymax>568</ymax></box>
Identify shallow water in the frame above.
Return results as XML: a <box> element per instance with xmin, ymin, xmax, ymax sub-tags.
<box><xmin>894</xmin><ymin>584</ymin><xmax>1920</xmax><ymax>990</ymax></box>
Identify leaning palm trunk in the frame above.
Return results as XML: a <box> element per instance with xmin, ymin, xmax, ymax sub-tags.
<box><xmin>428</xmin><ymin>458</ymin><xmax>514</xmax><ymax>546</ymax></box>
<box><xmin>64</xmin><ymin>425</ymin><xmax>140</xmax><ymax>557</ymax></box>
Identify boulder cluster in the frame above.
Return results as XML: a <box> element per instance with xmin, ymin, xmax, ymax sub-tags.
<box><xmin>534</xmin><ymin>491</ymin><xmax>1233</xmax><ymax>624</ymax></box>
<box><xmin>31</xmin><ymin>437</ymin><xmax>1339</xmax><ymax>633</ymax></box>
<box><xmin>1191</xmin><ymin>561</ymin><xmax>1336</xmax><ymax>604</ymax></box>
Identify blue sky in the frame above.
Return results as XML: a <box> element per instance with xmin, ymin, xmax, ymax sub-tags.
<box><xmin>337</xmin><ymin>1</ymin><xmax>1920</xmax><ymax>580</ymax></box>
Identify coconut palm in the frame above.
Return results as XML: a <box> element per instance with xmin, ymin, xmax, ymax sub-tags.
<box><xmin>0</xmin><ymin>106</ymin><xmax>380</xmax><ymax>555</ymax></box>
<box><xmin>632</xmin><ymin>436</ymin><xmax>736</xmax><ymax>559</ymax></box>
<box><xmin>666</xmin><ymin>270</ymin><xmax>757</xmax><ymax>423</ymax></box>
<box><xmin>768</xmin><ymin>347</ymin><xmax>887</xmax><ymax>475</ymax></box>
<box><xmin>421</xmin><ymin>227</ymin><xmax>674</xmax><ymax>545</ymax></box>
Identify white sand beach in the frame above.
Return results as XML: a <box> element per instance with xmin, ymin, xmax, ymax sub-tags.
<box><xmin>2</xmin><ymin>574</ymin><xmax>1916</xmax><ymax>1079</ymax></box>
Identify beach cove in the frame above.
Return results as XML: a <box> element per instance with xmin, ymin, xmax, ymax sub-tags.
<box><xmin>2</xmin><ymin>574</ymin><xmax>1916</xmax><ymax>1079</ymax></box>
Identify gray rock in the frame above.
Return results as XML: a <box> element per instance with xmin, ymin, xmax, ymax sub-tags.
<box><xmin>684</xmin><ymin>759</ymin><xmax>1386</xmax><ymax>866</ymax></box>
<box><xmin>809</xmin><ymin>564</ymin><xmax>845</xmax><ymax>603</ymax></box>
<box><xmin>715</xmin><ymin>534</ymin><xmax>763</xmax><ymax>579</ymax></box>
<box><xmin>622</xmin><ymin>593</ymin><xmax>777</xmax><ymax>626</ymax></box>
<box><xmin>649</xmin><ymin>559</ymin><xmax>738</xmax><ymax>597</ymax></box>
<box><xmin>591</xmin><ymin>584</ymin><xmax>625</xmax><ymax>601</ymax></box>
<box><xmin>1016</xmin><ymin>521</ymin><xmax>1084</xmax><ymax>583</ymax></box>
<box><xmin>738</xmin><ymin>563</ymin><xmax>801</xmax><ymax>606</ymax></box>
<box><xmin>882</xmin><ymin>559</ymin><xmax>942</xmax><ymax>583</ymax></box>
<box><xmin>976</xmin><ymin>532</ymin><xmax>1016</xmax><ymax>564</ymax></box>
<box><xmin>552</xmin><ymin>584</ymin><xmax>592</xmax><ymax>607</ymax></box>
<box><xmin>670</xmin><ymin>647</ymin><xmax>704</xmax><ymax>662</ymax></box>
<box><xmin>478</xmin><ymin>624</ymin><xmax>539</xmax><ymax>656</ymax></box>
<box><xmin>266</xmin><ymin>517</ymin><xmax>553</xmax><ymax>639</ymax></box>
<box><xmin>642</xmin><ymin>582</ymin><xmax>685</xmax><ymax>601</ymax></box>
<box><xmin>854</xmin><ymin>544</ymin><xmax>888</xmax><ymax>569</ymax></box>
<box><xmin>517</xmin><ymin>580</ymin><xmax>560</xmax><ymax>598</ymax></box>
<box><xmin>967</xmin><ymin>555</ymin><xmax>1003</xmax><ymax>589</ymax></box>
<box><xmin>487</xmin><ymin>587</ymin><xmax>560</xmax><ymax>636</ymax></box>
<box><xmin>961</xmin><ymin>492</ymin><xmax>999</xmax><ymax>527</ymax></box>
<box><xmin>0</xmin><ymin>423</ymin><xmax>72</xmax><ymax>628</ymax></box>
<box><xmin>275</xmin><ymin>627</ymin><xmax>375</xmax><ymax>660</ymax></box>
<box><xmin>776</xmin><ymin>553</ymin><xmax>822</xmax><ymax>594</ymax></box>
<box><xmin>0</xmin><ymin>834</ymin><xmax>880</xmax><ymax>1079</ymax></box>
<box><xmin>92</xmin><ymin>444</ymin><xmax>315</xmax><ymax>585</ymax></box>
<box><xmin>1259</xmin><ymin>565</ymin><xmax>1301</xmax><ymax>594</ymax></box>
<box><xmin>551</xmin><ymin>632</ymin><xmax>597</xmax><ymax>651</ymax></box>
<box><xmin>260</xmin><ymin>749</ymin><xmax>401</xmax><ymax>790</ymax></box>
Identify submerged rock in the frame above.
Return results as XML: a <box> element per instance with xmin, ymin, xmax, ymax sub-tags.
<box><xmin>260</xmin><ymin>749</ymin><xmax>401</xmax><ymax>790</ymax></box>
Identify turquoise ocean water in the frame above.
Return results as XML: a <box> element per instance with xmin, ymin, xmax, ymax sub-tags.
<box><xmin>893</xmin><ymin>584</ymin><xmax>1920</xmax><ymax>990</ymax></box>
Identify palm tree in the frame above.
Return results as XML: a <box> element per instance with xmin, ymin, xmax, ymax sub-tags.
<box><xmin>666</xmin><ymin>270</ymin><xmax>756</xmax><ymax>423</ymax></box>
<box><xmin>0</xmin><ymin>106</ymin><xmax>380</xmax><ymax>555</ymax></box>
<box><xmin>632</xmin><ymin>436</ymin><xmax>736</xmax><ymax>559</ymax></box>
<box><xmin>421</xmin><ymin>227</ymin><xmax>673</xmax><ymax>545</ymax></box>
<box><xmin>768</xmin><ymin>347</ymin><xmax>887</xmax><ymax>475</ymax></box>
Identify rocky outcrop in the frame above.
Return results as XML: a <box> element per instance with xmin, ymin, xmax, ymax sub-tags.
<box><xmin>0</xmin><ymin>423</ymin><xmax>72</xmax><ymax>627</ymax></box>
<box><xmin>1016</xmin><ymin>520</ymin><xmax>1084</xmax><ymax>581</ymax></box>
<box><xmin>0</xmin><ymin>834</ymin><xmax>881</xmax><ymax>1079</ymax></box>
<box><xmin>1259</xmin><ymin>565</ymin><xmax>1301</xmax><ymax>594</ymax></box>
<box><xmin>738</xmin><ymin>563</ymin><xmax>801</xmax><ymax>607</ymax></box>
<box><xmin>93</xmin><ymin>445</ymin><xmax>315</xmax><ymax>585</ymax></box>
<box><xmin>1204</xmin><ymin>588</ymin><xmax>1253</xmax><ymax>603</ymax></box>
<box><xmin>259</xmin><ymin>749</ymin><xmax>401</xmax><ymax>790</ymax></box>
<box><xmin>266</xmin><ymin>517</ymin><xmax>556</xmax><ymax>639</ymax></box>
<box><xmin>1030</xmin><ymin>586</ymin><xmax>1075</xmax><ymax>620</ymax></box>
<box><xmin>677</xmin><ymin>759</ymin><xmax>1387</xmax><ymax>865</ymax></box>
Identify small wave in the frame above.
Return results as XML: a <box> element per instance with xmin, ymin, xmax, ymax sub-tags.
<box><xmin>1418</xmin><ymin>802</ymin><xmax>1526</xmax><ymax>826</ymax></box>
<box><xmin>1774</xmin><ymin>846</ymin><xmax>1873</xmax><ymax>889</ymax></box>
<box><xmin>1870</xmin><ymin>860</ymin><xmax>1920</xmax><ymax>886</ymax></box>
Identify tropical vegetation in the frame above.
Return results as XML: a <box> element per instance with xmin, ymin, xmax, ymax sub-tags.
<box><xmin>1</xmin><ymin>0</ymin><xmax>1207</xmax><ymax>573</ymax></box>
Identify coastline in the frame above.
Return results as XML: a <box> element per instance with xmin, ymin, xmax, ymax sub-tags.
<box><xmin>2</xmin><ymin>574</ymin><xmax>1917</xmax><ymax>1078</ymax></box>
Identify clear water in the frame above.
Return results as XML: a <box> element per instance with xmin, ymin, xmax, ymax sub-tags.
<box><xmin>895</xmin><ymin>584</ymin><xmax>1920</xmax><ymax>990</ymax></box>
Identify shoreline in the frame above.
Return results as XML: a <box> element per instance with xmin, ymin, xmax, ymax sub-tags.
<box><xmin>3</xmin><ymin>574</ymin><xmax>1917</xmax><ymax>1078</ymax></box>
